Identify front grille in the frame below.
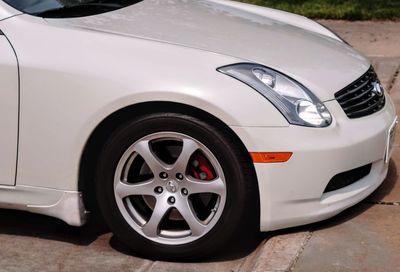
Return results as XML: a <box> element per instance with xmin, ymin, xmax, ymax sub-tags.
<box><xmin>335</xmin><ymin>67</ymin><xmax>385</xmax><ymax>119</ymax></box>
<box><xmin>324</xmin><ymin>164</ymin><xmax>372</xmax><ymax>193</ymax></box>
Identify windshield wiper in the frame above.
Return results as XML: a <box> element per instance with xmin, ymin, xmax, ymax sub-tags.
<box><xmin>33</xmin><ymin>3</ymin><xmax>124</xmax><ymax>18</ymax></box>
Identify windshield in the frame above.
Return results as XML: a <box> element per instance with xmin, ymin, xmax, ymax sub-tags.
<box><xmin>3</xmin><ymin>0</ymin><xmax>143</xmax><ymax>18</ymax></box>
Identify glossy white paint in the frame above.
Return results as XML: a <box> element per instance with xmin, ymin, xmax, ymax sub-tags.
<box><xmin>233</xmin><ymin>94</ymin><xmax>396</xmax><ymax>230</ymax></box>
<box><xmin>209</xmin><ymin>0</ymin><xmax>342</xmax><ymax>41</ymax></box>
<box><xmin>0</xmin><ymin>0</ymin><xmax>395</xmax><ymax>231</ymax></box>
<box><xmin>0</xmin><ymin>1</ymin><xmax>19</xmax><ymax>21</ymax></box>
<box><xmin>0</xmin><ymin>35</ymin><xmax>18</xmax><ymax>186</ymax></box>
<box><xmin>0</xmin><ymin>14</ymin><xmax>288</xmax><ymax>193</ymax></box>
<box><xmin>52</xmin><ymin>0</ymin><xmax>370</xmax><ymax>102</ymax></box>
<box><xmin>0</xmin><ymin>185</ymin><xmax>85</xmax><ymax>226</ymax></box>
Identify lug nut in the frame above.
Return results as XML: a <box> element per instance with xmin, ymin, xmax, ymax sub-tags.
<box><xmin>168</xmin><ymin>196</ymin><xmax>176</xmax><ymax>205</ymax></box>
<box><xmin>159</xmin><ymin>172</ymin><xmax>168</xmax><ymax>179</ymax></box>
<box><xmin>176</xmin><ymin>173</ymin><xmax>184</xmax><ymax>180</ymax></box>
<box><xmin>181</xmin><ymin>188</ymin><xmax>188</xmax><ymax>196</ymax></box>
<box><xmin>154</xmin><ymin>186</ymin><xmax>163</xmax><ymax>194</ymax></box>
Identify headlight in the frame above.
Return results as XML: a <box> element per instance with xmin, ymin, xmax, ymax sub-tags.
<box><xmin>217</xmin><ymin>63</ymin><xmax>332</xmax><ymax>127</ymax></box>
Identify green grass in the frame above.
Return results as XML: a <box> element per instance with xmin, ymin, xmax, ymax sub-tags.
<box><xmin>236</xmin><ymin>0</ymin><xmax>400</xmax><ymax>20</ymax></box>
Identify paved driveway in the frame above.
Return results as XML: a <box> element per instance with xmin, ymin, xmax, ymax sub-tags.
<box><xmin>0</xmin><ymin>21</ymin><xmax>399</xmax><ymax>272</ymax></box>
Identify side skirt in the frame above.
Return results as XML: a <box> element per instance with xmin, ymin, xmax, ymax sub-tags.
<box><xmin>0</xmin><ymin>185</ymin><xmax>87</xmax><ymax>226</ymax></box>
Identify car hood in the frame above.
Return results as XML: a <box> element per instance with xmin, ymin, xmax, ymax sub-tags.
<box><xmin>48</xmin><ymin>0</ymin><xmax>370</xmax><ymax>101</ymax></box>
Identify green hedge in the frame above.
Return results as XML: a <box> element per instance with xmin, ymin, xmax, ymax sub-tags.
<box><xmin>236</xmin><ymin>0</ymin><xmax>400</xmax><ymax>20</ymax></box>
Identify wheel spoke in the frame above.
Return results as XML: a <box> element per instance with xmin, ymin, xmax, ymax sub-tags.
<box><xmin>113</xmin><ymin>132</ymin><xmax>227</xmax><ymax>243</ymax></box>
<box><xmin>142</xmin><ymin>197</ymin><xmax>170</xmax><ymax>237</ymax></box>
<box><xmin>115</xmin><ymin>180</ymin><xmax>155</xmax><ymax>199</ymax></box>
<box><xmin>187</xmin><ymin>177</ymin><xmax>225</xmax><ymax>195</ymax></box>
<box><xmin>173</xmin><ymin>138</ymin><xmax>199</xmax><ymax>172</ymax></box>
<box><xmin>133</xmin><ymin>140</ymin><xmax>166</xmax><ymax>174</ymax></box>
<box><xmin>176</xmin><ymin>198</ymin><xmax>207</xmax><ymax>236</ymax></box>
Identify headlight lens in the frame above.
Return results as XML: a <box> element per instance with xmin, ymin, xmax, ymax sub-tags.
<box><xmin>218</xmin><ymin>63</ymin><xmax>332</xmax><ymax>127</ymax></box>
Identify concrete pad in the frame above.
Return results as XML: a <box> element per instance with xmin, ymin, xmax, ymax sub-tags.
<box><xmin>148</xmin><ymin>259</ymin><xmax>243</xmax><ymax>272</ymax></box>
<box><xmin>55</xmin><ymin>233</ymin><xmax>153</xmax><ymax>272</ymax></box>
<box><xmin>137</xmin><ymin>231</ymin><xmax>310</xmax><ymax>272</ymax></box>
<box><xmin>318</xmin><ymin>20</ymin><xmax>400</xmax><ymax>58</ymax></box>
<box><xmin>371</xmin><ymin>58</ymin><xmax>400</xmax><ymax>91</ymax></box>
<box><xmin>293</xmin><ymin>204</ymin><xmax>400</xmax><ymax>272</ymax></box>
<box><xmin>0</xmin><ymin>210</ymin><xmax>152</xmax><ymax>272</ymax></box>
<box><xmin>238</xmin><ymin>232</ymin><xmax>310</xmax><ymax>272</ymax></box>
<box><xmin>0</xmin><ymin>207</ymin><xmax>311</xmax><ymax>272</ymax></box>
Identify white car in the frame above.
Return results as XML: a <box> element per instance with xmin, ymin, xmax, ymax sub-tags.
<box><xmin>0</xmin><ymin>0</ymin><xmax>396</xmax><ymax>260</ymax></box>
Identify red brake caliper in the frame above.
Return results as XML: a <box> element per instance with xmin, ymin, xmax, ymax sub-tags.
<box><xmin>189</xmin><ymin>153</ymin><xmax>216</xmax><ymax>181</ymax></box>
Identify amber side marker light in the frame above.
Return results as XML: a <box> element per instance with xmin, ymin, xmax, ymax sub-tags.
<box><xmin>250</xmin><ymin>152</ymin><xmax>293</xmax><ymax>163</ymax></box>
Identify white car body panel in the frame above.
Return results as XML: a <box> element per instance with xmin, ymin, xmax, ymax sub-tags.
<box><xmin>49</xmin><ymin>0</ymin><xmax>370</xmax><ymax>102</ymax></box>
<box><xmin>208</xmin><ymin>0</ymin><xmax>342</xmax><ymax>41</ymax></box>
<box><xmin>0</xmin><ymin>0</ymin><xmax>395</xmax><ymax>231</ymax></box>
<box><xmin>0</xmin><ymin>14</ymin><xmax>288</xmax><ymax>193</ymax></box>
<box><xmin>0</xmin><ymin>185</ymin><xmax>85</xmax><ymax>225</ymax></box>
<box><xmin>0</xmin><ymin>1</ymin><xmax>19</xmax><ymax>21</ymax></box>
<box><xmin>0</xmin><ymin>35</ymin><xmax>18</xmax><ymax>185</ymax></box>
<box><xmin>233</xmin><ymin>95</ymin><xmax>396</xmax><ymax>230</ymax></box>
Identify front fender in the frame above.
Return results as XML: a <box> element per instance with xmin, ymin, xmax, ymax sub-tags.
<box><xmin>2</xmin><ymin>15</ymin><xmax>287</xmax><ymax>191</ymax></box>
<box><xmin>210</xmin><ymin>0</ymin><xmax>343</xmax><ymax>42</ymax></box>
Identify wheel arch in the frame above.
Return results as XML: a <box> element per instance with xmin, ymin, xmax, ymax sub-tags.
<box><xmin>78</xmin><ymin>101</ymin><xmax>259</xmax><ymax>213</ymax></box>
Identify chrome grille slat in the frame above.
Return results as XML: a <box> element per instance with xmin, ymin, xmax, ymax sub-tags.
<box><xmin>336</xmin><ymin>78</ymin><xmax>371</xmax><ymax>101</ymax></box>
<box><xmin>335</xmin><ymin>67</ymin><xmax>385</xmax><ymax>119</ymax></box>
<box><xmin>339</xmin><ymin>85</ymin><xmax>374</xmax><ymax>106</ymax></box>
<box><xmin>342</xmin><ymin>92</ymin><xmax>377</xmax><ymax>112</ymax></box>
<box><xmin>347</xmin><ymin>100</ymin><xmax>385</xmax><ymax>118</ymax></box>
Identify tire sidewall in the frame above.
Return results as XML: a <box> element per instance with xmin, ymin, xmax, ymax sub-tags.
<box><xmin>96</xmin><ymin>113</ymin><xmax>258</xmax><ymax>260</ymax></box>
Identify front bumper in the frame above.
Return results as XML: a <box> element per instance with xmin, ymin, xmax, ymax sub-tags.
<box><xmin>232</xmin><ymin>93</ymin><xmax>397</xmax><ymax>231</ymax></box>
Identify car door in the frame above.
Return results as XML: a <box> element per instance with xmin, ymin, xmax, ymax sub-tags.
<box><xmin>0</xmin><ymin>31</ymin><xmax>18</xmax><ymax>185</ymax></box>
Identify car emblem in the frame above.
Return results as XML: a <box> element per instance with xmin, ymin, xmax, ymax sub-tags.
<box><xmin>372</xmin><ymin>82</ymin><xmax>384</xmax><ymax>97</ymax></box>
<box><xmin>166</xmin><ymin>180</ymin><xmax>178</xmax><ymax>193</ymax></box>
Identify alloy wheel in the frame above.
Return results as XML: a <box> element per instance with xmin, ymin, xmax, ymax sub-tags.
<box><xmin>113</xmin><ymin>132</ymin><xmax>227</xmax><ymax>245</ymax></box>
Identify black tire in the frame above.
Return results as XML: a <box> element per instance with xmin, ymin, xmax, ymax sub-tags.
<box><xmin>95</xmin><ymin>112</ymin><xmax>260</xmax><ymax>260</ymax></box>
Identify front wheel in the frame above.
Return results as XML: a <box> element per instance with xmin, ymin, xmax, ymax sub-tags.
<box><xmin>95</xmin><ymin>112</ymin><xmax>259</xmax><ymax>260</ymax></box>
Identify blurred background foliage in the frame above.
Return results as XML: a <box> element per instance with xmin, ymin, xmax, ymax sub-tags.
<box><xmin>235</xmin><ymin>0</ymin><xmax>400</xmax><ymax>20</ymax></box>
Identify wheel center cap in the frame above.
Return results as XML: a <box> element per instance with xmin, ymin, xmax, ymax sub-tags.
<box><xmin>166</xmin><ymin>180</ymin><xmax>179</xmax><ymax>193</ymax></box>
